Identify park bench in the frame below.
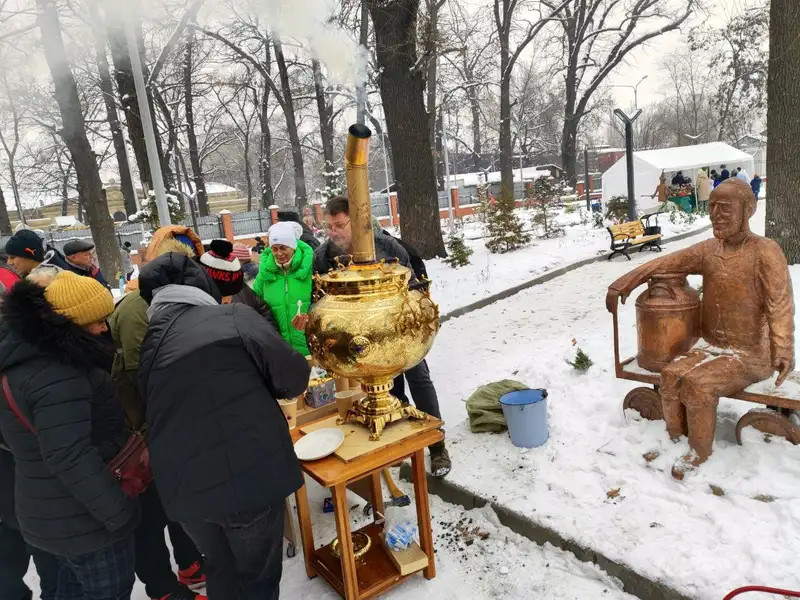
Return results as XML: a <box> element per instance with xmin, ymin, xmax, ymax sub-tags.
<box><xmin>607</xmin><ymin>219</ymin><xmax>663</xmax><ymax>261</ymax></box>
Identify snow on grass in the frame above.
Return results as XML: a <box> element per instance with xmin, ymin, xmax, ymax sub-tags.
<box><xmin>427</xmin><ymin>206</ymin><xmax>710</xmax><ymax>316</ymax></box>
<box><xmin>426</xmin><ymin>201</ymin><xmax>800</xmax><ymax>599</ymax></box>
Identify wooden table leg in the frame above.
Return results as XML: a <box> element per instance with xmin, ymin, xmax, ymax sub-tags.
<box><xmin>411</xmin><ymin>449</ymin><xmax>436</xmax><ymax>580</ymax></box>
<box><xmin>332</xmin><ymin>483</ymin><xmax>359</xmax><ymax>599</ymax></box>
<box><xmin>294</xmin><ymin>484</ymin><xmax>317</xmax><ymax>578</ymax></box>
<box><xmin>370</xmin><ymin>471</ymin><xmax>384</xmax><ymax>521</ymax></box>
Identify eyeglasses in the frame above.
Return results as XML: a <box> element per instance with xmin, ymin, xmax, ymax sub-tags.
<box><xmin>325</xmin><ymin>219</ymin><xmax>350</xmax><ymax>233</ymax></box>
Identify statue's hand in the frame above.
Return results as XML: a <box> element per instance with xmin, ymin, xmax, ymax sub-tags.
<box><xmin>774</xmin><ymin>356</ymin><xmax>795</xmax><ymax>387</ymax></box>
<box><xmin>606</xmin><ymin>288</ymin><xmax>624</xmax><ymax>313</ymax></box>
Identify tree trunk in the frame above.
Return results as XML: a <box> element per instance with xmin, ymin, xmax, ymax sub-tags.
<box><xmin>356</xmin><ymin>2</ymin><xmax>370</xmax><ymax>124</ymax></box>
<box><xmin>273</xmin><ymin>40</ymin><xmax>307</xmax><ymax>212</ymax></box>
<box><xmin>61</xmin><ymin>169</ymin><xmax>70</xmax><ymax>217</ymax></box>
<box><xmin>765</xmin><ymin>0</ymin><xmax>800</xmax><ymax>263</ymax></box>
<box><xmin>90</xmin><ymin>4</ymin><xmax>137</xmax><ymax>216</ymax></box>
<box><xmin>0</xmin><ymin>183</ymin><xmax>12</xmax><ymax>235</ymax></box>
<box><xmin>366</xmin><ymin>0</ymin><xmax>446</xmax><ymax>259</ymax></box>
<box><xmin>425</xmin><ymin>0</ymin><xmax>439</xmax><ymax>188</ymax></box>
<box><xmin>259</xmin><ymin>44</ymin><xmax>274</xmax><ymax>209</ymax></box>
<box><xmin>243</xmin><ymin>133</ymin><xmax>253</xmax><ymax>211</ymax></box>
<box><xmin>184</xmin><ymin>28</ymin><xmax>208</xmax><ymax>216</ymax></box>
<box><xmin>561</xmin><ymin>117</ymin><xmax>579</xmax><ymax>189</ymax></box>
<box><xmin>312</xmin><ymin>59</ymin><xmax>337</xmax><ymax>194</ymax></box>
<box><xmin>469</xmin><ymin>86</ymin><xmax>482</xmax><ymax>173</ymax></box>
<box><xmin>498</xmin><ymin>64</ymin><xmax>514</xmax><ymax>203</ymax></box>
<box><xmin>38</xmin><ymin>0</ymin><xmax>122</xmax><ymax>280</ymax></box>
<box><xmin>107</xmin><ymin>17</ymin><xmax>151</xmax><ymax>193</ymax></box>
<box><xmin>6</xmin><ymin>164</ymin><xmax>25</xmax><ymax>224</ymax></box>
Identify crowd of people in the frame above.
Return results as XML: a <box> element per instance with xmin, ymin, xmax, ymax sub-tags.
<box><xmin>0</xmin><ymin>196</ymin><xmax>450</xmax><ymax>600</ymax></box>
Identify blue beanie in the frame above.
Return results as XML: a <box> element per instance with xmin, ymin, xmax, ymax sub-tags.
<box><xmin>174</xmin><ymin>234</ymin><xmax>195</xmax><ymax>250</ymax></box>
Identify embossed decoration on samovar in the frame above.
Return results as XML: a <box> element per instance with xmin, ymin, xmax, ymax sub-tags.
<box><xmin>306</xmin><ymin>124</ymin><xmax>440</xmax><ymax>440</ymax></box>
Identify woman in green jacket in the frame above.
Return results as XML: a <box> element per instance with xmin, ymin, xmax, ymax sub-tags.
<box><xmin>253</xmin><ymin>221</ymin><xmax>313</xmax><ymax>355</ymax></box>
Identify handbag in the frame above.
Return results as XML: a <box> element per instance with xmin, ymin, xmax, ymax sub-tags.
<box><xmin>1</xmin><ymin>374</ymin><xmax>152</xmax><ymax>497</ymax></box>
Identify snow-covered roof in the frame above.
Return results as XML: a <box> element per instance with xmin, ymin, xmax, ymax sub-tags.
<box><xmin>458</xmin><ymin>166</ymin><xmax>553</xmax><ymax>188</ymax></box>
<box><xmin>634</xmin><ymin>142</ymin><xmax>752</xmax><ymax>172</ymax></box>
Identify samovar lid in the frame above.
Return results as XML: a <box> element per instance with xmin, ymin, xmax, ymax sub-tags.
<box><xmin>315</xmin><ymin>260</ymin><xmax>412</xmax><ymax>296</ymax></box>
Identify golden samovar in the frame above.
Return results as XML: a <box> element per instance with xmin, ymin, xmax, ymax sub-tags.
<box><xmin>306</xmin><ymin>124</ymin><xmax>440</xmax><ymax>440</ymax></box>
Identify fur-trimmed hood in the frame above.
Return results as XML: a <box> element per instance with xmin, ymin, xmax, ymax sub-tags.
<box><xmin>0</xmin><ymin>279</ymin><xmax>113</xmax><ymax>372</ymax></box>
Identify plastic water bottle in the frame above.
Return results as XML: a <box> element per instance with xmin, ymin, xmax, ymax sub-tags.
<box><xmin>384</xmin><ymin>520</ymin><xmax>418</xmax><ymax>551</ymax></box>
<box><xmin>118</xmin><ymin>273</ymin><xmax>126</xmax><ymax>296</ymax></box>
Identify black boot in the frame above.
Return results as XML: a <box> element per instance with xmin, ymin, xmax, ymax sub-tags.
<box><xmin>429</xmin><ymin>441</ymin><xmax>451</xmax><ymax>477</ymax></box>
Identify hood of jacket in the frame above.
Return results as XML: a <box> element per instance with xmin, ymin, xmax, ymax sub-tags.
<box><xmin>0</xmin><ymin>279</ymin><xmax>113</xmax><ymax>373</ymax></box>
<box><xmin>139</xmin><ymin>252</ymin><xmax>222</xmax><ymax>305</ymax></box>
<box><xmin>147</xmin><ymin>284</ymin><xmax>219</xmax><ymax>320</ymax></box>
<box><xmin>259</xmin><ymin>240</ymin><xmax>313</xmax><ymax>283</ymax></box>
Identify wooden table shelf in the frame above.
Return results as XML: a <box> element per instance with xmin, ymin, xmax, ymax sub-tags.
<box><xmin>292</xmin><ymin>417</ymin><xmax>444</xmax><ymax>600</ymax></box>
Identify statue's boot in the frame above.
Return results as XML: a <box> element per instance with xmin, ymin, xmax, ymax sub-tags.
<box><xmin>671</xmin><ymin>405</ymin><xmax>715</xmax><ymax>480</ymax></box>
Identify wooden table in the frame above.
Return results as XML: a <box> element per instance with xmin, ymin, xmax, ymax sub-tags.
<box><xmin>291</xmin><ymin>418</ymin><xmax>444</xmax><ymax>600</ymax></box>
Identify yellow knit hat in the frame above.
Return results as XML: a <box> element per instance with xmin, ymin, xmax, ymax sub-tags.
<box><xmin>44</xmin><ymin>271</ymin><xmax>114</xmax><ymax>327</ymax></box>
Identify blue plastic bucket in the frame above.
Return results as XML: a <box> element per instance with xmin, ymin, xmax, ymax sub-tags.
<box><xmin>499</xmin><ymin>389</ymin><xmax>549</xmax><ymax>448</ymax></box>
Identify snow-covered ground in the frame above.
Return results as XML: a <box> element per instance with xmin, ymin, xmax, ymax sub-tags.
<box><xmin>423</xmin><ymin>200</ymin><xmax>800</xmax><ymax>599</ymax></box>
<box><xmin>279</xmin><ymin>476</ymin><xmax>637</xmax><ymax>600</ymax></box>
<box><xmin>425</xmin><ymin>206</ymin><xmax>710</xmax><ymax>315</ymax></box>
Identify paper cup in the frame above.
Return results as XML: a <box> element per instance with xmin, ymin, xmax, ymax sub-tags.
<box><xmin>334</xmin><ymin>377</ymin><xmax>350</xmax><ymax>392</ymax></box>
<box><xmin>335</xmin><ymin>390</ymin><xmax>357</xmax><ymax>419</ymax></box>
<box><xmin>348</xmin><ymin>379</ymin><xmax>362</xmax><ymax>391</ymax></box>
<box><xmin>279</xmin><ymin>398</ymin><xmax>298</xmax><ymax>429</ymax></box>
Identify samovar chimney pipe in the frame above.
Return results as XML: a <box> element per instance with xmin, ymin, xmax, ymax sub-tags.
<box><xmin>344</xmin><ymin>123</ymin><xmax>376</xmax><ymax>264</ymax></box>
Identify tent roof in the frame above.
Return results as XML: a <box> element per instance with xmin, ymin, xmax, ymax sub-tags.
<box><xmin>634</xmin><ymin>142</ymin><xmax>753</xmax><ymax>172</ymax></box>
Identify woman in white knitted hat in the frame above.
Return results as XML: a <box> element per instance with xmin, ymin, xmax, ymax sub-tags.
<box><xmin>252</xmin><ymin>221</ymin><xmax>314</xmax><ymax>355</ymax></box>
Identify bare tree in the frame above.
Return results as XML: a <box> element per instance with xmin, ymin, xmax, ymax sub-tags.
<box><xmin>0</xmin><ymin>182</ymin><xmax>11</xmax><ymax>234</ymax></box>
<box><xmin>183</xmin><ymin>25</ymin><xmax>209</xmax><ymax>215</ymax></box>
<box><xmin>494</xmin><ymin>0</ymin><xmax>567</xmax><ymax>202</ymax></box>
<box><xmin>85</xmin><ymin>0</ymin><xmax>137</xmax><ymax>216</ymax></box>
<box><xmin>36</xmin><ymin>0</ymin><xmax>121</xmax><ymax>279</ymax></box>
<box><xmin>690</xmin><ymin>7</ymin><xmax>767</xmax><ymax>143</ymax></box>
<box><xmin>366</xmin><ymin>0</ymin><xmax>446</xmax><ymax>258</ymax></box>
<box><xmin>546</xmin><ymin>0</ymin><xmax>696</xmax><ymax>184</ymax></box>
<box><xmin>440</xmin><ymin>2</ymin><xmax>496</xmax><ymax>174</ymax></box>
<box><xmin>765</xmin><ymin>0</ymin><xmax>800</xmax><ymax>263</ymax></box>
<box><xmin>0</xmin><ymin>73</ymin><xmax>26</xmax><ymax>223</ymax></box>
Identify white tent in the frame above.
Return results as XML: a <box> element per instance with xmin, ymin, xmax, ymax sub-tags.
<box><xmin>601</xmin><ymin>142</ymin><xmax>755</xmax><ymax>210</ymax></box>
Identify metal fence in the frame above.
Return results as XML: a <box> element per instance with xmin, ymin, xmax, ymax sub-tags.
<box><xmin>192</xmin><ymin>214</ymin><xmax>224</xmax><ymax>241</ymax></box>
<box><xmin>230</xmin><ymin>209</ymin><xmax>273</xmax><ymax>237</ymax></box>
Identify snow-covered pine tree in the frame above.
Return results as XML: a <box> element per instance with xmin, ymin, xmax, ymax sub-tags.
<box><xmin>479</xmin><ymin>184</ymin><xmax>530</xmax><ymax>253</ymax></box>
<box><xmin>528</xmin><ymin>177</ymin><xmax>565</xmax><ymax>238</ymax></box>
<box><xmin>443</xmin><ymin>235</ymin><xmax>473</xmax><ymax>268</ymax></box>
<box><xmin>129</xmin><ymin>193</ymin><xmax>186</xmax><ymax>232</ymax></box>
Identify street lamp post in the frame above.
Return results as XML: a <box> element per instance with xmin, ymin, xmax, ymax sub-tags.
<box><xmin>612</xmin><ymin>75</ymin><xmax>649</xmax><ymax>110</ymax></box>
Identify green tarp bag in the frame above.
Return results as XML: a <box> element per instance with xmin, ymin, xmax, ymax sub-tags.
<box><xmin>465</xmin><ymin>379</ymin><xmax>529</xmax><ymax>433</ymax></box>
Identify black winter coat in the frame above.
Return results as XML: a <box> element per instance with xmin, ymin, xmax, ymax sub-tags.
<box><xmin>137</xmin><ymin>254</ymin><xmax>309</xmax><ymax>522</ymax></box>
<box><xmin>0</xmin><ymin>280</ymin><xmax>138</xmax><ymax>556</ymax></box>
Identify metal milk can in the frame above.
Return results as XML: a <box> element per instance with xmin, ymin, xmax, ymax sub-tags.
<box><xmin>635</xmin><ymin>274</ymin><xmax>701</xmax><ymax>372</ymax></box>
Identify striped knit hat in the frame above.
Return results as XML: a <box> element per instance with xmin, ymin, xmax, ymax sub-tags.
<box><xmin>199</xmin><ymin>239</ymin><xmax>244</xmax><ymax>297</ymax></box>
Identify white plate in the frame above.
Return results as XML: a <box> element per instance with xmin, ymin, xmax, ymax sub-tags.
<box><xmin>294</xmin><ymin>428</ymin><xmax>346</xmax><ymax>461</ymax></box>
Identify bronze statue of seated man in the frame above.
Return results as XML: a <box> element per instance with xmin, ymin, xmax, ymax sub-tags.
<box><xmin>607</xmin><ymin>179</ymin><xmax>795</xmax><ymax>478</ymax></box>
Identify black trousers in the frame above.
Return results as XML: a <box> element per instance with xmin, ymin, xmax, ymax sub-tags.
<box><xmin>0</xmin><ymin>520</ymin><xmax>60</xmax><ymax>600</ymax></box>
<box><xmin>392</xmin><ymin>360</ymin><xmax>442</xmax><ymax>420</ymax></box>
<box><xmin>183</xmin><ymin>504</ymin><xmax>284</xmax><ymax>600</ymax></box>
<box><xmin>135</xmin><ymin>485</ymin><xmax>203</xmax><ymax>598</ymax></box>
<box><xmin>0</xmin><ymin>451</ymin><xmax>59</xmax><ymax>600</ymax></box>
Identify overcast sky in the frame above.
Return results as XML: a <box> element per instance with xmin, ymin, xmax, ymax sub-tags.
<box><xmin>611</xmin><ymin>0</ymin><xmax>761</xmax><ymax>106</ymax></box>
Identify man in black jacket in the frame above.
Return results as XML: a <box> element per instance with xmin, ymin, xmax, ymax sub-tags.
<box><xmin>315</xmin><ymin>196</ymin><xmax>451</xmax><ymax>477</ymax></box>
<box><xmin>138</xmin><ymin>253</ymin><xmax>309</xmax><ymax>600</ymax></box>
